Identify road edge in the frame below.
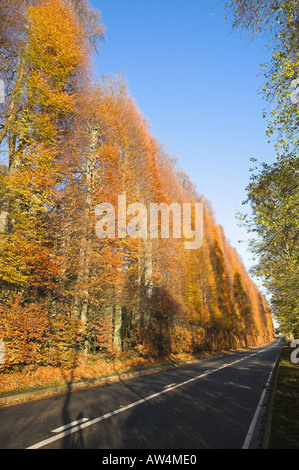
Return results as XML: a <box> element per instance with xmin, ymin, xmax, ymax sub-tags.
<box><xmin>261</xmin><ymin>344</ymin><xmax>283</xmax><ymax>449</ymax></box>
<box><xmin>0</xmin><ymin>340</ymin><xmax>279</xmax><ymax>408</ymax></box>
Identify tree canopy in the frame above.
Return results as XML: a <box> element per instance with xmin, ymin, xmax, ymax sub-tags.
<box><xmin>0</xmin><ymin>0</ymin><xmax>275</xmax><ymax>371</ymax></box>
<box><xmin>226</xmin><ymin>0</ymin><xmax>299</xmax><ymax>337</ymax></box>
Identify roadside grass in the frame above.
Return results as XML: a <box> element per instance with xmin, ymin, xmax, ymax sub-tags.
<box><xmin>269</xmin><ymin>343</ymin><xmax>299</xmax><ymax>449</ymax></box>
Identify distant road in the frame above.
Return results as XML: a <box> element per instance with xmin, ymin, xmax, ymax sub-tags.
<box><xmin>0</xmin><ymin>337</ymin><xmax>284</xmax><ymax>449</ymax></box>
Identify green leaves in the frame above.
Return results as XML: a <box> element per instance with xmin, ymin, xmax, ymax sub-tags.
<box><xmin>241</xmin><ymin>155</ymin><xmax>299</xmax><ymax>337</ymax></box>
<box><xmin>226</xmin><ymin>1</ymin><xmax>299</xmax><ymax>153</ymax></box>
<box><xmin>226</xmin><ymin>0</ymin><xmax>299</xmax><ymax>337</ymax></box>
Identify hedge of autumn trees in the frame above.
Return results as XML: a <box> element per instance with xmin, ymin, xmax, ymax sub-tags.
<box><xmin>0</xmin><ymin>0</ymin><xmax>274</xmax><ymax>370</ymax></box>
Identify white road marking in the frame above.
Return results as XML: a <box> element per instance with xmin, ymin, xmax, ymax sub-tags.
<box><xmin>163</xmin><ymin>383</ymin><xmax>177</xmax><ymax>389</ymax></box>
<box><xmin>27</xmin><ymin>340</ymin><xmax>280</xmax><ymax>450</ymax></box>
<box><xmin>26</xmin><ymin>369</ymin><xmax>219</xmax><ymax>449</ymax></box>
<box><xmin>242</xmin><ymin>345</ymin><xmax>282</xmax><ymax>449</ymax></box>
<box><xmin>51</xmin><ymin>418</ymin><xmax>89</xmax><ymax>433</ymax></box>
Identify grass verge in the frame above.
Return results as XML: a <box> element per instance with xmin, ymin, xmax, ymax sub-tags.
<box><xmin>268</xmin><ymin>343</ymin><xmax>299</xmax><ymax>449</ymax></box>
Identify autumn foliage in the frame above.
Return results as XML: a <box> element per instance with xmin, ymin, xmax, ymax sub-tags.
<box><xmin>0</xmin><ymin>0</ymin><xmax>274</xmax><ymax>378</ymax></box>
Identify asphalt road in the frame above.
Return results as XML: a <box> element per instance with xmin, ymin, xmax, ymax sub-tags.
<box><xmin>0</xmin><ymin>337</ymin><xmax>284</xmax><ymax>450</ymax></box>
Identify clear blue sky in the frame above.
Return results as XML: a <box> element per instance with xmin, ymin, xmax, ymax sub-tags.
<box><xmin>90</xmin><ymin>0</ymin><xmax>276</xmax><ymax>285</ymax></box>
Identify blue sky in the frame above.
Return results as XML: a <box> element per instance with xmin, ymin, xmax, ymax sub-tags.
<box><xmin>90</xmin><ymin>0</ymin><xmax>276</xmax><ymax>284</ymax></box>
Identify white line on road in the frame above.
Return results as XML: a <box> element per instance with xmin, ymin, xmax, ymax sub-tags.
<box><xmin>242</xmin><ymin>346</ymin><xmax>282</xmax><ymax>450</ymax></box>
<box><xmin>27</xmin><ymin>367</ymin><xmax>225</xmax><ymax>449</ymax></box>
<box><xmin>163</xmin><ymin>383</ymin><xmax>177</xmax><ymax>389</ymax></box>
<box><xmin>27</xmin><ymin>340</ymin><xmax>281</xmax><ymax>450</ymax></box>
<box><xmin>51</xmin><ymin>418</ymin><xmax>89</xmax><ymax>433</ymax></box>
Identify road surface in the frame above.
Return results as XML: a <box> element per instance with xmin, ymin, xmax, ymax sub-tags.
<box><xmin>0</xmin><ymin>337</ymin><xmax>284</xmax><ymax>449</ymax></box>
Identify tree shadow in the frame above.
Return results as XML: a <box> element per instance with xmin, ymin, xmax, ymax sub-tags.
<box><xmin>56</xmin><ymin>325</ymin><xmax>86</xmax><ymax>449</ymax></box>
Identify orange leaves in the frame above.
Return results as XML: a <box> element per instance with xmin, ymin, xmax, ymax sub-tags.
<box><xmin>0</xmin><ymin>294</ymin><xmax>84</xmax><ymax>371</ymax></box>
<box><xmin>0</xmin><ymin>0</ymin><xmax>275</xmax><ymax>376</ymax></box>
<box><xmin>0</xmin><ymin>295</ymin><xmax>51</xmax><ymax>369</ymax></box>
<box><xmin>86</xmin><ymin>313</ymin><xmax>114</xmax><ymax>353</ymax></box>
<box><xmin>27</xmin><ymin>70</ymin><xmax>75</xmax><ymax>120</ymax></box>
<box><xmin>26</xmin><ymin>0</ymin><xmax>84</xmax><ymax>83</ymax></box>
<box><xmin>0</xmin><ymin>1</ymin><xmax>94</xmax><ymax>289</ymax></box>
<box><xmin>15</xmin><ymin>0</ymin><xmax>90</xmax><ymax>145</ymax></box>
<box><xmin>0</xmin><ymin>143</ymin><xmax>61</xmax><ymax>287</ymax></box>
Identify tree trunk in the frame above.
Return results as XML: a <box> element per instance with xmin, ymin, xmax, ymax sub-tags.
<box><xmin>113</xmin><ymin>304</ymin><xmax>122</xmax><ymax>352</ymax></box>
